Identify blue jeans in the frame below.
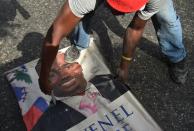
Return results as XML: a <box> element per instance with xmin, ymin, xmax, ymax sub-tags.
<box><xmin>70</xmin><ymin>0</ymin><xmax>186</xmax><ymax>63</ymax></box>
<box><xmin>69</xmin><ymin>13</ymin><xmax>93</xmax><ymax>50</ymax></box>
<box><xmin>152</xmin><ymin>0</ymin><xmax>186</xmax><ymax>63</ymax></box>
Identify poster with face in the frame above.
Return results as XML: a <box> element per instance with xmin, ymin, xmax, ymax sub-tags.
<box><xmin>5</xmin><ymin>44</ymin><xmax>162</xmax><ymax>131</ymax></box>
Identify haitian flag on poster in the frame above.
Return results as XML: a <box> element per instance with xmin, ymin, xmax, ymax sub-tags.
<box><xmin>23</xmin><ymin>97</ymin><xmax>48</xmax><ymax>131</ymax></box>
<box><xmin>5</xmin><ymin>64</ymin><xmax>162</xmax><ymax>131</ymax></box>
<box><xmin>5</xmin><ymin>45</ymin><xmax>162</xmax><ymax>131</ymax></box>
<box><xmin>5</xmin><ymin>65</ymin><xmax>50</xmax><ymax>131</ymax></box>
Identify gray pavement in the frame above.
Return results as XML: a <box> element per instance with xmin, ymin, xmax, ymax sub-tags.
<box><xmin>0</xmin><ymin>0</ymin><xmax>194</xmax><ymax>131</ymax></box>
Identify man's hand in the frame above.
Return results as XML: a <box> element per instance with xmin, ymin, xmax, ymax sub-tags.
<box><xmin>117</xmin><ymin>58</ymin><xmax>130</xmax><ymax>85</ymax></box>
<box><xmin>117</xmin><ymin>67</ymin><xmax>129</xmax><ymax>84</ymax></box>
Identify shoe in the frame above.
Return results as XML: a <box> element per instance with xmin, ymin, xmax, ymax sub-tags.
<box><xmin>64</xmin><ymin>45</ymin><xmax>80</xmax><ymax>63</ymax></box>
<box><xmin>169</xmin><ymin>57</ymin><xmax>188</xmax><ymax>84</ymax></box>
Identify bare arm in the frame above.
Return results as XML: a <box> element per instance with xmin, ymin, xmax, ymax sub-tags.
<box><xmin>119</xmin><ymin>14</ymin><xmax>147</xmax><ymax>83</ymax></box>
<box><xmin>39</xmin><ymin>1</ymin><xmax>81</xmax><ymax>94</ymax></box>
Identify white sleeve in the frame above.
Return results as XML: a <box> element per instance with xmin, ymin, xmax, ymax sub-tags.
<box><xmin>68</xmin><ymin>0</ymin><xmax>97</xmax><ymax>18</ymax></box>
<box><xmin>137</xmin><ymin>0</ymin><xmax>162</xmax><ymax>20</ymax></box>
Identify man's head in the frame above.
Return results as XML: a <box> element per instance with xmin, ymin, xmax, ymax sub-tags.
<box><xmin>49</xmin><ymin>53</ymin><xmax>87</xmax><ymax>97</ymax></box>
<box><xmin>106</xmin><ymin>0</ymin><xmax>148</xmax><ymax>13</ymax></box>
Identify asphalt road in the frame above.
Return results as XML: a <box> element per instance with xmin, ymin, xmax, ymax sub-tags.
<box><xmin>0</xmin><ymin>0</ymin><xmax>194</xmax><ymax>131</ymax></box>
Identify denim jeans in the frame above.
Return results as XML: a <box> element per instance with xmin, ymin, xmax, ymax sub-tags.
<box><xmin>70</xmin><ymin>0</ymin><xmax>186</xmax><ymax>63</ymax></box>
<box><xmin>152</xmin><ymin>0</ymin><xmax>186</xmax><ymax>63</ymax></box>
<box><xmin>69</xmin><ymin>12</ymin><xmax>94</xmax><ymax>50</ymax></box>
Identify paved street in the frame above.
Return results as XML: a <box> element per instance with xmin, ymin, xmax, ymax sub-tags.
<box><xmin>0</xmin><ymin>0</ymin><xmax>194</xmax><ymax>130</ymax></box>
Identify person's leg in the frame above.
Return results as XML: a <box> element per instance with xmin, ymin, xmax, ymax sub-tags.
<box><xmin>152</xmin><ymin>0</ymin><xmax>186</xmax><ymax>63</ymax></box>
<box><xmin>69</xmin><ymin>12</ymin><xmax>94</xmax><ymax>50</ymax></box>
<box><xmin>69</xmin><ymin>0</ymin><xmax>105</xmax><ymax>50</ymax></box>
<box><xmin>152</xmin><ymin>0</ymin><xmax>188</xmax><ymax>84</ymax></box>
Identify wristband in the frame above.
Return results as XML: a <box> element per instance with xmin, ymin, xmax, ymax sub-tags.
<box><xmin>122</xmin><ymin>55</ymin><xmax>132</xmax><ymax>62</ymax></box>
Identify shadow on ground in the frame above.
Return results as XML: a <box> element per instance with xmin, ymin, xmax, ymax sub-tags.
<box><xmin>0</xmin><ymin>1</ymin><xmax>33</xmax><ymax>130</ymax></box>
<box><xmin>0</xmin><ymin>0</ymin><xmax>30</xmax><ymax>38</ymax></box>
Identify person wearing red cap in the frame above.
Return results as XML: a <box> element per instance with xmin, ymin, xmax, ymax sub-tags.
<box><xmin>39</xmin><ymin>0</ymin><xmax>188</xmax><ymax>94</ymax></box>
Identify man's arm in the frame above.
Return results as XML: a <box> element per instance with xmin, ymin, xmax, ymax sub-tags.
<box><xmin>39</xmin><ymin>1</ymin><xmax>81</xmax><ymax>94</ymax></box>
<box><xmin>118</xmin><ymin>14</ymin><xmax>147</xmax><ymax>83</ymax></box>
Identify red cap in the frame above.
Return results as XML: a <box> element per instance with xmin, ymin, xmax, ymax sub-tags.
<box><xmin>107</xmin><ymin>0</ymin><xmax>148</xmax><ymax>13</ymax></box>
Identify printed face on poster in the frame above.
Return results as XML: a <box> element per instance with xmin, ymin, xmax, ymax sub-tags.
<box><xmin>5</xmin><ymin>44</ymin><xmax>162</xmax><ymax>131</ymax></box>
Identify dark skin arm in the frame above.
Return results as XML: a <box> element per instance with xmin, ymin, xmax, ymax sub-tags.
<box><xmin>39</xmin><ymin>1</ymin><xmax>81</xmax><ymax>94</ymax></box>
<box><xmin>118</xmin><ymin>14</ymin><xmax>147</xmax><ymax>83</ymax></box>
